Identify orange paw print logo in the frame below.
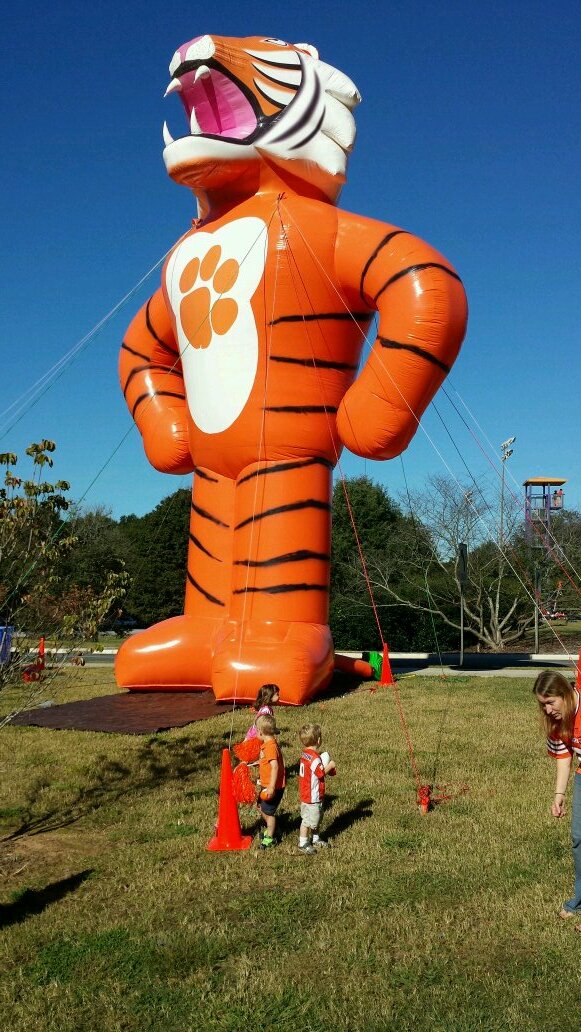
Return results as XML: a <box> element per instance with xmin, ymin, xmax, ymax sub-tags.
<box><xmin>179</xmin><ymin>245</ymin><xmax>239</xmax><ymax>349</ymax></box>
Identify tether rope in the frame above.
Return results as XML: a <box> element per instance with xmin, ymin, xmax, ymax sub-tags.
<box><xmin>223</xmin><ymin>203</ymin><xmax>280</xmax><ymax>747</ymax></box>
<box><xmin>447</xmin><ymin>379</ymin><xmax>580</xmax><ymax>573</ymax></box>
<box><xmin>432</xmin><ymin>387</ymin><xmax>581</xmax><ymax>657</ymax></box>
<box><xmin>276</xmin><ymin>201</ymin><xmax>424</xmax><ymax>796</ymax></box>
<box><xmin>0</xmin><ymin>250</ymin><xmax>173</xmax><ymax>438</ymax></box>
<box><xmin>399</xmin><ymin>454</ymin><xmax>447</xmax><ymax>677</ymax></box>
<box><xmin>442</xmin><ymin>383</ymin><xmax>581</xmax><ymax>596</ymax></box>
<box><xmin>431</xmin><ymin>396</ymin><xmax>580</xmax><ymax>650</ymax></box>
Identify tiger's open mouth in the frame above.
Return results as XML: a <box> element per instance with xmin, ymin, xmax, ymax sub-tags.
<box><xmin>163</xmin><ymin>61</ymin><xmax>263</xmax><ymax>146</ymax></box>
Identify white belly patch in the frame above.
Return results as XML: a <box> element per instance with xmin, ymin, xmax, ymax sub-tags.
<box><xmin>165</xmin><ymin>217</ymin><xmax>267</xmax><ymax>434</ymax></box>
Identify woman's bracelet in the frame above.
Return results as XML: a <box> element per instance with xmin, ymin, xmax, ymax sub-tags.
<box><xmin>554</xmin><ymin>791</ymin><xmax>565</xmax><ymax>796</ymax></box>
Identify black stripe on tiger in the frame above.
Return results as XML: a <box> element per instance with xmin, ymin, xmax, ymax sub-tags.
<box><xmin>131</xmin><ymin>390</ymin><xmax>185</xmax><ymax>419</ymax></box>
<box><xmin>254</xmin><ymin>78</ymin><xmax>287</xmax><ymax>111</ymax></box>
<box><xmin>378</xmin><ymin>336</ymin><xmax>451</xmax><ymax>373</ymax></box>
<box><xmin>193</xmin><ymin>466</ymin><xmax>219</xmax><ymax>483</ymax></box>
<box><xmin>233</xmin><ymin>583</ymin><xmax>329</xmax><ymax>596</ymax></box>
<box><xmin>189</xmin><ymin>533</ymin><xmax>221</xmax><ymax>562</ymax></box>
<box><xmin>267</xmin><ymin>74</ymin><xmax>322</xmax><ymax>145</ymax></box>
<box><xmin>264</xmin><ymin>405</ymin><xmax>337</xmax><ymax>414</ymax></box>
<box><xmin>145</xmin><ymin>298</ymin><xmax>179</xmax><ymax>356</ymax></box>
<box><xmin>123</xmin><ymin>363</ymin><xmax>181</xmax><ymax>397</ymax></box>
<box><xmin>249</xmin><ymin>56</ymin><xmax>302</xmax><ymax>72</ymax></box>
<box><xmin>289</xmin><ymin>107</ymin><xmax>326</xmax><ymax>151</ymax></box>
<box><xmin>238</xmin><ymin>457</ymin><xmax>332</xmax><ymax>486</ymax></box>
<box><xmin>269</xmin><ymin>355</ymin><xmax>357</xmax><ymax>371</ymax></box>
<box><xmin>251</xmin><ymin>64</ymin><xmax>299</xmax><ymax>90</ymax></box>
<box><xmin>121</xmin><ymin>341</ymin><xmax>150</xmax><ymax>362</ymax></box>
<box><xmin>359</xmin><ymin>230</ymin><xmax>409</xmax><ymax>302</ymax></box>
<box><xmin>234</xmin><ymin>549</ymin><xmax>330</xmax><ymax>568</ymax></box>
<box><xmin>191</xmin><ymin>500</ymin><xmax>230</xmax><ymax>529</ymax></box>
<box><xmin>186</xmin><ymin>570</ymin><xmax>225</xmax><ymax>606</ymax></box>
<box><xmin>269</xmin><ymin>311</ymin><xmax>371</xmax><ymax>326</ymax></box>
<box><xmin>374</xmin><ymin>263</ymin><xmax>462</xmax><ymax>305</ymax></box>
<box><xmin>235</xmin><ymin>499</ymin><xmax>331</xmax><ymax>531</ymax></box>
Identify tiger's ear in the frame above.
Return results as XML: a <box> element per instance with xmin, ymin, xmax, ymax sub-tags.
<box><xmin>294</xmin><ymin>42</ymin><xmax>319</xmax><ymax>60</ymax></box>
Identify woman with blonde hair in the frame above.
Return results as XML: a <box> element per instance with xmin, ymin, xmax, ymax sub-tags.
<box><xmin>533</xmin><ymin>669</ymin><xmax>581</xmax><ymax>925</ymax></box>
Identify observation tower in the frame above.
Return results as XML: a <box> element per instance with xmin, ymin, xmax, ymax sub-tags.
<box><xmin>524</xmin><ymin>476</ymin><xmax>566</xmax><ymax>547</ymax></box>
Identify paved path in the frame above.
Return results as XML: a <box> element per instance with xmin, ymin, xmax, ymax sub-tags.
<box><xmin>390</xmin><ymin>652</ymin><xmax>577</xmax><ymax>678</ymax></box>
<box><xmin>22</xmin><ymin>648</ymin><xmax>580</xmax><ymax>679</ymax></box>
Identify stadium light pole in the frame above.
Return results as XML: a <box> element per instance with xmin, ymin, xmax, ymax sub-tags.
<box><xmin>499</xmin><ymin>437</ymin><xmax>516</xmax><ymax>550</ymax></box>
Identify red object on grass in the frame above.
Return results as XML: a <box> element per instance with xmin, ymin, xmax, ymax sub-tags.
<box><xmin>207</xmin><ymin>749</ymin><xmax>252</xmax><ymax>852</ymax></box>
<box><xmin>417</xmin><ymin>785</ymin><xmax>431</xmax><ymax>814</ymax></box>
<box><xmin>22</xmin><ymin>667</ymin><xmax>41</xmax><ymax>683</ymax></box>
<box><xmin>379</xmin><ymin>644</ymin><xmax>395</xmax><ymax>686</ymax></box>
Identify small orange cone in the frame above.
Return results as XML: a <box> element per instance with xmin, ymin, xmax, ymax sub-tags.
<box><xmin>379</xmin><ymin>643</ymin><xmax>395</xmax><ymax>686</ymax></box>
<box><xmin>207</xmin><ymin>749</ymin><xmax>253</xmax><ymax>852</ymax></box>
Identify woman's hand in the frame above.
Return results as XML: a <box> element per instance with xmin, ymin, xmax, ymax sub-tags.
<box><xmin>552</xmin><ymin>792</ymin><xmax>566</xmax><ymax>817</ymax></box>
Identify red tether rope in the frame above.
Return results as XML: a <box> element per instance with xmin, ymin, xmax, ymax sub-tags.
<box><xmin>276</xmin><ymin>200</ymin><xmax>427</xmax><ymax>803</ymax></box>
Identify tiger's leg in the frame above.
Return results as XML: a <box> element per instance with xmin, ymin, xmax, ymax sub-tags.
<box><xmin>115</xmin><ymin>469</ymin><xmax>235</xmax><ymax>691</ymax></box>
<box><xmin>212</xmin><ymin>457</ymin><xmax>335</xmax><ymax>705</ymax></box>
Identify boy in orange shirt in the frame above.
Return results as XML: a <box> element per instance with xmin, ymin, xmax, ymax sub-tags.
<box><xmin>255</xmin><ymin>714</ymin><xmax>286</xmax><ymax>849</ymax></box>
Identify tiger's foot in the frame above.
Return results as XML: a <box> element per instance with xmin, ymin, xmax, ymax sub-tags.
<box><xmin>115</xmin><ymin>615</ymin><xmax>222</xmax><ymax>692</ymax></box>
<box><xmin>211</xmin><ymin>621</ymin><xmax>334</xmax><ymax>705</ymax></box>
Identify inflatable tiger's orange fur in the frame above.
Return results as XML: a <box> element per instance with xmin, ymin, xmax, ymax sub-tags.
<box><xmin>116</xmin><ymin>34</ymin><xmax>468</xmax><ymax>704</ymax></box>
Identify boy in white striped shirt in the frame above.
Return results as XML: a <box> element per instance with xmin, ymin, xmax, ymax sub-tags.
<box><xmin>298</xmin><ymin>723</ymin><xmax>336</xmax><ymax>855</ymax></box>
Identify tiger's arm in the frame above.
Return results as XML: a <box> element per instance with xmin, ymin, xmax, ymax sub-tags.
<box><xmin>118</xmin><ymin>288</ymin><xmax>194</xmax><ymax>474</ymax></box>
<box><xmin>334</xmin><ymin>211</ymin><xmax>468</xmax><ymax>459</ymax></box>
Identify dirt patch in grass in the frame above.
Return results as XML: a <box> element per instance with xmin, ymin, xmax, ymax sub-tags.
<box><xmin>0</xmin><ymin>829</ymin><xmax>108</xmax><ymax>887</ymax></box>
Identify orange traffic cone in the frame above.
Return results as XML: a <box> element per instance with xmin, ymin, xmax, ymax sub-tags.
<box><xmin>38</xmin><ymin>636</ymin><xmax>46</xmax><ymax>671</ymax></box>
<box><xmin>379</xmin><ymin>643</ymin><xmax>395</xmax><ymax>686</ymax></box>
<box><xmin>207</xmin><ymin>749</ymin><xmax>253</xmax><ymax>852</ymax></box>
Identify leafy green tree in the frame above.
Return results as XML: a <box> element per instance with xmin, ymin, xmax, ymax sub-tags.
<box><xmin>330</xmin><ymin>475</ymin><xmax>453</xmax><ymax>650</ymax></box>
<box><xmin>0</xmin><ymin>442</ymin><xmax>128</xmax><ymax>717</ymax></box>
<box><xmin>0</xmin><ymin>441</ymin><xmax>73</xmax><ymax>633</ymax></box>
<box><xmin>118</xmin><ymin>488</ymin><xmax>191</xmax><ymax>626</ymax></box>
<box><xmin>532</xmin><ymin>508</ymin><xmax>581</xmax><ymax>617</ymax></box>
<box><xmin>59</xmin><ymin>506</ymin><xmax>128</xmax><ymax>589</ymax></box>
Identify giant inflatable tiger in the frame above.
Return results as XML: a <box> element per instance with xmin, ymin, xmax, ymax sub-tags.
<box><xmin>116</xmin><ymin>34</ymin><xmax>468</xmax><ymax>704</ymax></box>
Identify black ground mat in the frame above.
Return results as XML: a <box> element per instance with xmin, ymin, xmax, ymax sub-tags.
<box><xmin>9</xmin><ymin>691</ymin><xmax>234</xmax><ymax>735</ymax></box>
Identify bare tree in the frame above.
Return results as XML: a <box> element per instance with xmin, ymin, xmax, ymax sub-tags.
<box><xmin>363</xmin><ymin>473</ymin><xmax>536</xmax><ymax>650</ymax></box>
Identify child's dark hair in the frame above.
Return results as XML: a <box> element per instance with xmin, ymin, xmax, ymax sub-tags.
<box><xmin>255</xmin><ymin>683</ymin><xmax>280</xmax><ymax>708</ymax></box>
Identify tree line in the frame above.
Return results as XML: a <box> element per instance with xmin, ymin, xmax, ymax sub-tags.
<box><xmin>2</xmin><ymin>443</ymin><xmax>580</xmax><ymax>657</ymax></box>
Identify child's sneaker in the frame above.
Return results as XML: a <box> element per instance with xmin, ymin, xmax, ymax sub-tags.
<box><xmin>298</xmin><ymin>842</ymin><xmax>316</xmax><ymax>855</ymax></box>
<box><xmin>259</xmin><ymin>835</ymin><xmax>276</xmax><ymax>850</ymax></box>
<box><xmin>313</xmin><ymin>838</ymin><xmax>330</xmax><ymax>849</ymax></box>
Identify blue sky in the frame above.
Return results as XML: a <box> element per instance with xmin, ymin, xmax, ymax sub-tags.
<box><xmin>2</xmin><ymin>0</ymin><xmax>580</xmax><ymax>524</ymax></box>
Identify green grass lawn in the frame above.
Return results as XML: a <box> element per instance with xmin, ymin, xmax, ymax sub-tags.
<box><xmin>1</xmin><ymin>668</ymin><xmax>580</xmax><ymax>1031</ymax></box>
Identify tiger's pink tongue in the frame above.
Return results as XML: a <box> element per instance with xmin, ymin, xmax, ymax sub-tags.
<box><xmin>180</xmin><ymin>69</ymin><xmax>257</xmax><ymax>139</ymax></box>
